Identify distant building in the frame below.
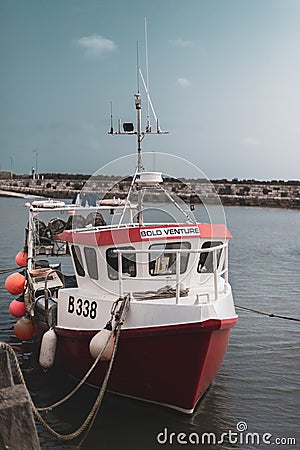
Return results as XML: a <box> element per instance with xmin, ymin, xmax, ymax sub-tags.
<box><xmin>0</xmin><ymin>171</ymin><xmax>14</xmax><ymax>180</ymax></box>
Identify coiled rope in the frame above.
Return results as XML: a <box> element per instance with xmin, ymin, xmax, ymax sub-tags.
<box><xmin>236</xmin><ymin>305</ymin><xmax>300</xmax><ymax>322</ymax></box>
<box><xmin>0</xmin><ymin>294</ymin><xmax>130</xmax><ymax>447</ymax></box>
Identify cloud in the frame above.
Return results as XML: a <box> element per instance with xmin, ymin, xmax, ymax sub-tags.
<box><xmin>76</xmin><ymin>34</ymin><xmax>117</xmax><ymax>57</ymax></box>
<box><xmin>169</xmin><ymin>38</ymin><xmax>194</xmax><ymax>48</ymax></box>
<box><xmin>176</xmin><ymin>77</ymin><xmax>191</xmax><ymax>87</ymax></box>
<box><xmin>240</xmin><ymin>137</ymin><xmax>261</xmax><ymax>146</ymax></box>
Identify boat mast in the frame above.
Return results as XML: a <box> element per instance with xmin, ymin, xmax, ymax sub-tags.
<box><xmin>135</xmin><ymin>93</ymin><xmax>143</xmax><ymax>173</ymax></box>
<box><xmin>109</xmin><ymin>21</ymin><xmax>168</xmax><ymax>227</ymax></box>
<box><xmin>135</xmin><ymin>92</ymin><xmax>143</xmax><ymax>225</ymax></box>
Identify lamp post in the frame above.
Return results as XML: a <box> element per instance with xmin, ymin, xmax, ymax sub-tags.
<box><xmin>33</xmin><ymin>150</ymin><xmax>38</xmax><ymax>179</ymax></box>
<box><xmin>10</xmin><ymin>155</ymin><xmax>13</xmax><ymax>179</ymax></box>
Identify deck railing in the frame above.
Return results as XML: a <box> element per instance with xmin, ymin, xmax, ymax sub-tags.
<box><xmin>114</xmin><ymin>242</ymin><xmax>229</xmax><ymax>304</ymax></box>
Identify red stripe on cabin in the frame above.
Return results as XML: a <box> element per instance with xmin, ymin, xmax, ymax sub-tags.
<box><xmin>58</xmin><ymin>223</ymin><xmax>231</xmax><ymax>247</ymax></box>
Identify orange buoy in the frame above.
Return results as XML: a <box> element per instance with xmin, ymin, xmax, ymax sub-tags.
<box><xmin>5</xmin><ymin>272</ymin><xmax>26</xmax><ymax>295</ymax></box>
<box><xmin>9</xmin><ymin>299</ymin><xmax>26</xmax><ymax>318</ymax></box>
<box><xmin>15</xmin><ymin>251</ymin><xmax>28</xmax><ymax>267</ymax></box>
<box><xmin>14</xmin><ymin>317</ymin><xmax>35</xmax><ymax>340</ymax></box>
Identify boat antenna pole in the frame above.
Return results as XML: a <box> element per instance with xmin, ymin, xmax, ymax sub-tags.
<box><xmin>135</xmin><ymin>41</ymin><xmax>143</xmax><ymax>174</ymax></box>
<box><xmin>135</xmin><ymin>93</ymin><xmax>143</xmax><ymax>173</ymax></box>
<box><xmin>145</xmin><ymin>18</ymin><xmax>151</xmax><ymax>132</ymax></box>
<box><xmin>136</xmin><ymin>41</ymin><xmax>140</xmax><ymax>95</ymax></box>
<box><xmin>109</xmin><ymin>101</ymin><xmax>114</xmax><ymax>134</ymax></box>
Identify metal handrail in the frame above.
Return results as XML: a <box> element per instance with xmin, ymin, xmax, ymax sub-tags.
<box><xmin>113</xmin><ymin>243</ymin><xmax>227</xmax><ymax>254</ymax></box>
<box><xmin>113</xmin><ymin>243</ymin><xmax>228</xmax><ymax>304</ymax></box>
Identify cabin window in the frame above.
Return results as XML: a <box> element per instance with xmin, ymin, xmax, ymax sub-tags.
<box><xmin>71</xmin><ymin>245</ymin><xmax>85</xmax><ymax>277</ymax></box>
<box><xmin>84</xmin><ymin>247</ymin><xmax>98</xmax><ymax>280</ymax></box>
<box><xmin>197</xmin><ymin>241</ymin><xmax>223</xmax><ymax>273</ymax></box>
<box><xmin>149</xmin><ymin>242</ymin><xmax>191</xmax><ymax>276</ymax></box>
<box><xmin>106</xmin><ymin>247</ymin><xmax>136</xmax><ymax>280</ymax></box>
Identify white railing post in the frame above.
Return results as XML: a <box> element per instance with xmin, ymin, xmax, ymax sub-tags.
<box><xmin>175</xmin><ymin>251</ymin><xmax>181</xmax><ymax>304</ymax></box>
<box><xmin>118</xmin><ymin>251</ymin><xmax>124</xmax><ymax>298</ymax></box>
<box><xmin>27</xmin><ymin>214</ymin><xmax>34</xmax><ymax>272</ymax></box>
<box><xmin>224</xmin><ymin>243</ymin><xmax>229</xmax><ymax>292</ymax></box>
<box><xmin>213</xmin><ymin>249</ymin><xmax>218</xmax><ymax>300</ymax></box>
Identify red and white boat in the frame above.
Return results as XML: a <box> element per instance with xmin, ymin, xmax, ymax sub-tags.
<box><xmin>7</xmin><ymin>75</ymin><xmax>237</xmax><ymax>414</ymax></box>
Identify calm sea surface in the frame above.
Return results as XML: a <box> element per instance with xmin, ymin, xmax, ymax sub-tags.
<box><xmin>0</xmin><ymin>197</ymin><xmax>299</xmax><ymax>450</ymax></box>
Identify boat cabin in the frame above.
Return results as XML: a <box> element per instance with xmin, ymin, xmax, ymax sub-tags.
<box><xmin>59</xmin><ymin>222</ymin><xmax>231</xmax><ymax>305</ymax></box>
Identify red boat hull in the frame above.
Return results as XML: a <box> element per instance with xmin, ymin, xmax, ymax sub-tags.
<box><xmin>54</xmin><ymin>317</ymin><xmax>237</xmax><ymax>413</ymax></box>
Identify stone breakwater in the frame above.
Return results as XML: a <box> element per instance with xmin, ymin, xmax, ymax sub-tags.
<box><xmin>0</xmin><ymin>175</ymin><xmax>300</xmax><ymax>209</ymax></box>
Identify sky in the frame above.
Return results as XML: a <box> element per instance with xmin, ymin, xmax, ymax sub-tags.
<box><xmin>1</xmin><ymin>0</ymin><xmax>300</xmax><ymax>180</ymax></box>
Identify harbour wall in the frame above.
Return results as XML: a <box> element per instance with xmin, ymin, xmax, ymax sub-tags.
<box><xmin>0</xmin><ymin>175</ymin><xmax>300</xmax><ymax>209</ymax></box>
<box><xmin>0</xmin><ymin>348</ymin><xmax>41</xmax><ymax>449</ymax></box>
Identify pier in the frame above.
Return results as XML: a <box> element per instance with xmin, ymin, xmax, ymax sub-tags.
<box><xmin>1</xmin><ymin>174</ymin><xmax>300</xmax><ymax>209</ymax></box>
<box><xmin>0</xmin><ymin>347</ymin><xmax>41</xmax><ymax>450</ymax></box>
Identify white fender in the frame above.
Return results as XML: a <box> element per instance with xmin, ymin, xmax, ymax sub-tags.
<box><xmin>89</xmin><ymin>329</ymin><xmax>115</xmax><ymax>361</ymax></box>
<box><xmin>39</xmin><ymin>328</ymin><xmax>57</xmax><ymax>369</ymax></box>
<box><xmin>32</xmin><ymin>200</ymin><xmax>66</xmax><ymax>208</ymax></box>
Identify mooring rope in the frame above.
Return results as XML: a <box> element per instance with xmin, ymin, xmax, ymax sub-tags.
<box><xmin>37</xmin><ymin>296</ymin><xmax>129</xmax><ymax>413</ymax></box>
<box><xmin>0</xmin><ymin>265</ymin><xmax>26</xmax><ymax>275</ymax></box>
<box><xmin>0</xmin><ymin>294</ymin><xmax>130</xmax><ymax>446</ymax></box>
<box><xmin>74</xmin><ymin>296</ymin><xmax>130</xmax><ymax>450</ymax></box>
<box><xmin>236</xmin><ymin>305</ymin><xmax>300</xmax><ymax>322</ymax></box>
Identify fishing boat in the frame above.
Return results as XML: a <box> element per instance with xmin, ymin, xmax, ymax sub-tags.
<box><xmin>5</xmin><ymin>60</ymin><xmax>237</xmax><ymax>415</ymax></box>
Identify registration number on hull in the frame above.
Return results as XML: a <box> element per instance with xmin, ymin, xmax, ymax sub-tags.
<box><xmin>67</xmin><ymin>296</ymin><xmax>97</xmax><ymax>320</ymax></box>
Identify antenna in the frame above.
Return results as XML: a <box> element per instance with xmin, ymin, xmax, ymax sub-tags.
<box><xmin>108</xmin><ymin>20</ymin><xmax>168</xmax><ymax>138</ymax></box>
<box><xmin>109</xmin><ymin>101</ymin><xmax>114</xmax><ymax>134</ymax></box>
<box><xmin>136</xmin><ymin>41</ymin><xmax>140</xmax><ymax>94</ymax></box>
<box><xmin>145</xmin><ymin>18</ymin><xmax>151</xmax><ymax>132</ymax></box>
